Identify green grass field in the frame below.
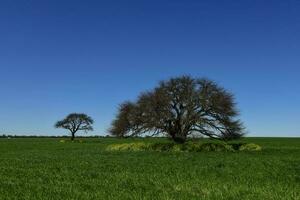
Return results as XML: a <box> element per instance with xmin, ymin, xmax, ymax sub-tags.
<box><xmin>0</xmin><ymin>137</ymin><xmax>299</xmax><ymax>200</ymax></box>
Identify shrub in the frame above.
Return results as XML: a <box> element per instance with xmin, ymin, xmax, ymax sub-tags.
<box><xmin>182</xmin><ymin>142</ymin><xmax>202</xmax><ymax>152</ymax></box>
<box><xmin>181</xmin><ymin>142</ymin><xmax>234</xmax><ymax>152</ymax></box>
<box><xmin>106</xmin><ymin>142</ymin><xmax>149</xmax><ymax>152</ymax></box>
<box><xmin>227</xmin><ymin>142</ymin><xmax>246</xmax><ymax>150</ymax></box>
<box><xmin>198</xmin><ymin>143</ymin><xmax>234</xmax><ymax>152</ymax></box>
<box><xmin>150</xmin><ymin>143</ymin><xmax>175</xmax><ymax>152</ymax></box>
<box><xmin>171</xmin><ymin>144</ymin><xmax>183</xmax><ymax>152</ymax></box>
<box><xmin>239</xmin><ymin>143</ymin><xmax>262</xmax><ymax>151</ymax></box>
<box><xmin>106</xmin><ymin>142</ymin><xmax>262</xmax><ymax>152</ymax></box>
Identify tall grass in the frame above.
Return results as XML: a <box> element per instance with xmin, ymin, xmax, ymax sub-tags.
<box><xmin>0</xmin><ymin>137</ymin><xmax>299</xmax><ymax>200</ymax></box>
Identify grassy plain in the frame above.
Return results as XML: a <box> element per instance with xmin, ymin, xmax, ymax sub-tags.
<box><xmin>0</xmin><ymin>137</ymin><xmax>299</xmax><ymax>200</ymax></box>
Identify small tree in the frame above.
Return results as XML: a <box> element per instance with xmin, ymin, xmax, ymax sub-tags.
<box><xmin>110</xmin><ymin>76</ymin><xmax>244</xmax><ymax>143</ymax></box>
<box><xmin>55</xmin><ymin>113</ymin><xmax>94</xmax><ymax>140</ymax></box>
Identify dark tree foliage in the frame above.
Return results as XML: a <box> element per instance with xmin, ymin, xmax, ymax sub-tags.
<box><xmin>55</xmin><ymin>113</ymin><xmax>94</xmax><ymax>140</ymax></box>
<box><xmin>110</xmin><ymin>76</ymin><xmax>244</xmax><ymax>143</ymax></box>
<box><xmin>109</xmin><ymin>102</ymin><xmax>136</xmax><ymax>138</ymax></box>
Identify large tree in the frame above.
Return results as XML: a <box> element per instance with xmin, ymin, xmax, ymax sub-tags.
<box><xmin>110</xmin><ymin>76</ymin><xmax>244</xmax><ymax>143</ymax></box>
<box><xmin>55</xmin><ymin>113</ymin><xmax>94</xmax><ymax>140</ymax></box>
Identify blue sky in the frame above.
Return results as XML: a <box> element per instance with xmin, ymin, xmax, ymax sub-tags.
<box><xmin>0</xmin><ymin>0</ymin><xmax>299</xmax><ymax>137</ymax></box>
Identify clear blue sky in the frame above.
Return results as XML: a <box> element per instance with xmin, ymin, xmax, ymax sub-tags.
<box><xmin>0</xmin><ymin>0</ymin><xmax>299</xmax><ymax>137</ymax></box>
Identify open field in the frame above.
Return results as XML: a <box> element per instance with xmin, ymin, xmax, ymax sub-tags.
<box><xmin>0</xmin><ymin>137</ymin><xmax>299</xmax><ymax>200</ymax></box>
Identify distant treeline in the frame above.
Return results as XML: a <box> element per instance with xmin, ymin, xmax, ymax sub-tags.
<box><xmin>0</xmin><ymin>134</ymin><xmax>170</xmax><ymax>139</ymax></box>
<box><xmin>0</xmin><ymin>134</ymin><xmax>110</xmax><ymax>138</ymax></box>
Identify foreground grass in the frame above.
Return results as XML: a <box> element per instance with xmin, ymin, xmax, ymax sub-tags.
<box><xmin>0</xmin><ymin>137</ymin><xmax>299</xmax><ymax>200</ymax></box>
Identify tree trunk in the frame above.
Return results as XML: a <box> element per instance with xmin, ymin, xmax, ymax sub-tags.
<box><xmin>171</xmin><ymin>119</ymin><xmax>187</xmax><ymax>143</ymax></box>
<box><xmin>170</xmin><ymin>131</ymin><xmax>187</xmax><ymax>144</ymax></box>
<box><xmin>71</xmin><ymin>132</ymin><xmax>75</xmax><ymax>141</ymax></box>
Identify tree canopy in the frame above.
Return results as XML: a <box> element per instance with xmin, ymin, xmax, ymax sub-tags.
<box><xmin>55</xmin><ymin>113</ymin><xmax>94</xmax><ymax>140</ymax></box>
<box><xmin>110</xmin><ymin>76</ymin><xmax>244</xmax><ymax>143</ymax></box>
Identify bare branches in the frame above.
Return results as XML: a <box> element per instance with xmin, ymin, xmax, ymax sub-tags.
<box><xmin>110</xmin><ymin>76</ymin><xmax>245</xmax><ymax>143</ymax></box>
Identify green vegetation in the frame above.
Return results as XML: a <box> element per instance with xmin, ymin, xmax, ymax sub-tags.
<box><xmin>106</xmin><ymin>141</ymin><xmax>261</xmax><ymax>152</ymax></box>
<box><xmin>239</xmin><ymin>143</ymin><xmax>262</xmax><ymax>151</ymax></box>
<box><xmin>0</xmin><ymin>137</ymin><xmax>299</xmax><ymax>200</ymax></box>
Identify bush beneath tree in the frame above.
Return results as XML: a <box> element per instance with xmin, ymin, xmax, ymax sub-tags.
<box><xmin>106</xmin><ymin>141</ymin><xmax>262</xmax><ymax>152</ymax></box>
